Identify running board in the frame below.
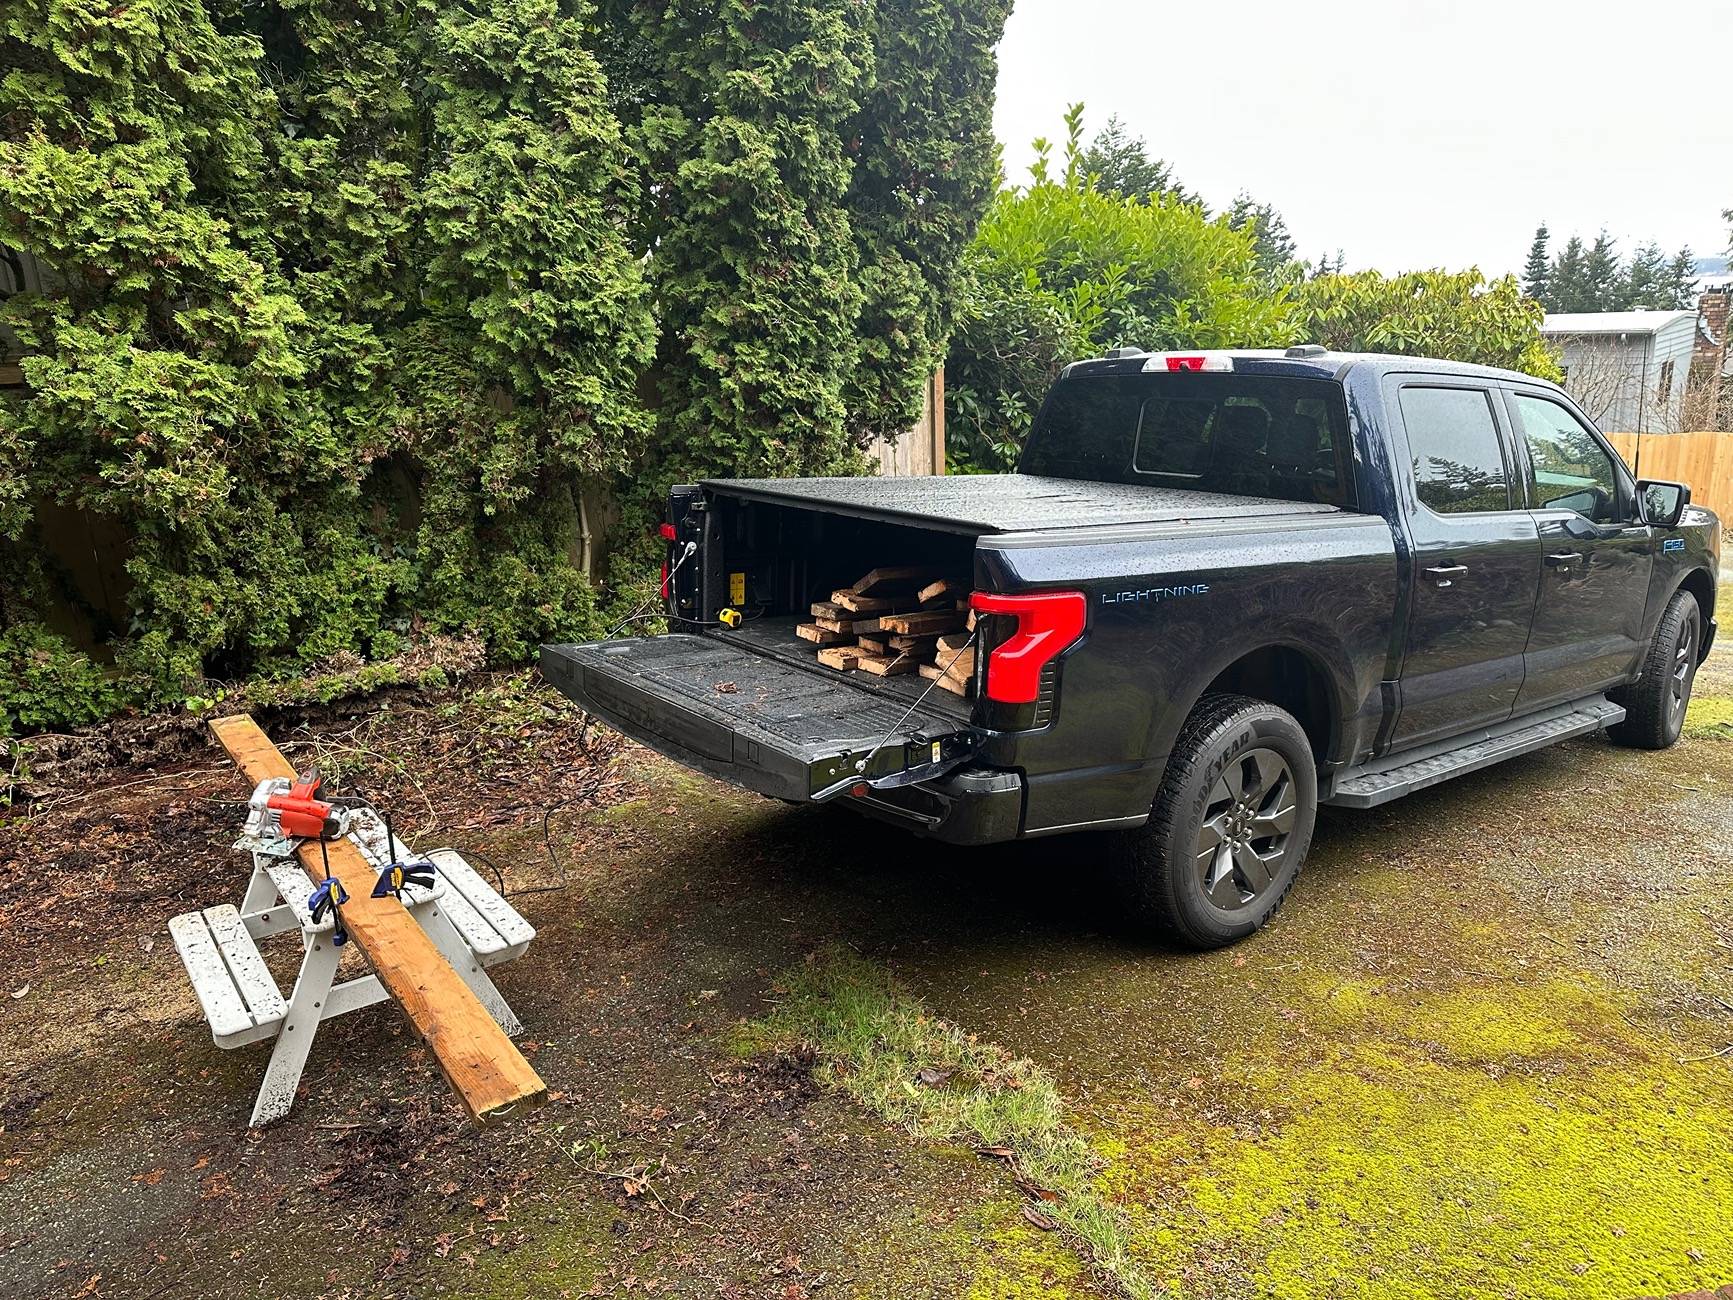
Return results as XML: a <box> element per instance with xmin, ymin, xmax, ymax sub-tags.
<box><xmin>1325</xmin><ymin>696</ymin><xmax>1625</xmax><ymax>809</ymax></box>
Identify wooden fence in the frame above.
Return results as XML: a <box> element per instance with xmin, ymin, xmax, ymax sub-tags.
<box><xmin>1605</xmin><ymin>431</ymin><xmax>1733</xmax><ymax>523</ymax></box>
<box><xmin>868</xmin><ymin>367</ymin><xmax>946</xmax><ymax>476</ymax></box>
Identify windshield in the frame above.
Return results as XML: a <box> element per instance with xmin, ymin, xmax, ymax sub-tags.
<box><xmin>1019</xmin><ymin>373</ymin><xmax>1354</xmax><ymax>507</ymax></box>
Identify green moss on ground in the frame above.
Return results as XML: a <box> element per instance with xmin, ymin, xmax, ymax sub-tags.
<box><xmin>1686</xmin><ymin>692</ymin><xmax>1733</xmax><ymax>738</ymax></box>
<box><xmin>1103</xmin><ymin>973</ymin><xmax>1733</xmax><ymax>1300</ymax></box>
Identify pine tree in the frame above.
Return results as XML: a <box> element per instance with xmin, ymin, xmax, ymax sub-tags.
<box><xmin>1624</xmin><ymin>242</ymin><xmax>1668</xmax><ymax>309</ymax></box>
<box><xmin>1583</xmin><ymin>230</ymin><xmax>1622</xmax><ymax>312</ymax></box>
<box><xmin>1226</xmin><ymin>194</ymin><xmax>1298</xmax><ymax>281</ymax></box>
<box><xmin>1665</xmin><ymin>247</ymin><xmax>1698</xmax><ymax>310</ymax></box>
<box><xmin>1078</xmin><ymin>116</ymin><xmax>1195</xmax><ymax>206</ymax></box>
<box><xmin>1549</xmin><ymin>236</ymin><xmax>1588</xmax><ymax>311</ymax></box>
<box><xmin>1522</xmin><ymin>224</ymin><xmax>1552</xmax><ymax>304</ymax></box>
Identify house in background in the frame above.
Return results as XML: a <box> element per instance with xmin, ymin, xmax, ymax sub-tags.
<box><xmin>1540</xmin><ymin>309</ymin><xmax>1698</xmax><ymax>433</ymax></box>
<box><xmin>1695</xmin><ymin>285</ymin><xmax>1731</xmax><ymax>389</ymax></box>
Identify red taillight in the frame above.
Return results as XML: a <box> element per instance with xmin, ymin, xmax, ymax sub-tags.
<box><xmin>1145</xmin><ymin>353</ymin><xmax>1234</xmax><ymax>373</ymax></box>
<box><xmin>970</xmin><ymin>591</ymin><xmax>1087</xmax><ymax>704</ymax></box>
<box><xmin>658</xmin><ymin>523</ymin><xmax>677</xmax><ymax>599</ymax></box>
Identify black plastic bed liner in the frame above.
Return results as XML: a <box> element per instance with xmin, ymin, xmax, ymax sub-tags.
<box><xmin>704</xmin><ymin>473</ymin><xmax>1340</xmax><ymax>535</ymax></box>
<box><xmin>539</xmin><ymin>632</ymin><xmax>973</xmax><ymax>803</ymax></box>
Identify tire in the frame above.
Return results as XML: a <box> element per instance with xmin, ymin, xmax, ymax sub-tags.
<box><xmin>1109</xmin><ymin>693</ymin><xmax>1318</xmax><ymax>949</ymax></box>
<box><xmin>1608</xmin><ymin>589</ymin><xmax>1702</xmax><ymax>750</ymax></box>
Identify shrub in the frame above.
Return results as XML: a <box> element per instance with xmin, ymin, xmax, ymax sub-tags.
<box><xmin>0</xmin><ymin>0</ymin><xmax>655</xmax><ymax>729</ymax></box>
<box><xmin>0</xmin><ymin>623</ymin><xmax>124</xmax><ymax>733</ymax></box>
<box><xmin>944</xmin><ymin>111</ymin><xmax>1298</xmax><ymax>472</ymax></box>
<box><xmin>1292</xmin><ymin>269</ymin><xmax>1562</xmax><ymax>381</ymax></box>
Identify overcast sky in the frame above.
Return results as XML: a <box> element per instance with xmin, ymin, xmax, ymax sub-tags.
<box><xmin>993</xmin><ymin>0</ymin><xmax>1732</xmax><ymax>277</ymax></box>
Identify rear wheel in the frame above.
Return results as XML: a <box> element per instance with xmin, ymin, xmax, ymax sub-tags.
<box><xmin>1609</xmin><ymin>589</ymin><xmax>1702</xmax><ymax>750</ymax></box>
<box><xmin>1110</xmin><ymin>693</ymin><xmax>1317</xmax><ymax>948</ymax></box>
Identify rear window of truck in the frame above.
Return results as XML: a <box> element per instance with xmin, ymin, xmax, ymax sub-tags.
<box><xmin>1020</xmin><ymin>373</ymin><xmax>1354</xmax><ymax>507</ymax></box>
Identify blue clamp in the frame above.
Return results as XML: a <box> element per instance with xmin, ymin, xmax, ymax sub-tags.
<box><xmin>371</xmin><ymin>858</ymin><xmax>436</xmax><ymax>901</ymax></box>
<box><xmin>308</xmin><ymin>877</ymin><xmax>350</xmax><ymax>945</ymax></box>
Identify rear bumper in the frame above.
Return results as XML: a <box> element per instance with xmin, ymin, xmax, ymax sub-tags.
<box><xmin>841</xmin><ymin>766</ymin><xmax>1025</xmax><ymax>845</ymax></box>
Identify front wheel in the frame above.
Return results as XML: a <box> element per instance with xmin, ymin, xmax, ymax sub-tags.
<box><xmin>1109</xmin><ymin>693</ymin><xmax>1317</xmax><ymax>949</ymax></box>
<box><xmin>1609</xmin><ymin>589</ymin><xmax>1702</xmax><ymax>750</ymax></box>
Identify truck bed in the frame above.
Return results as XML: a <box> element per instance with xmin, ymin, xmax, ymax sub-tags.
<box><xmin>705</xmin><ymin>473</ymin><xmax>1343</xmax><ymax>535</ymax></box>
<box><xmin>724</xmin><ymin>618</ymin><xmax>971</xmax><ymax>721</ymax></box>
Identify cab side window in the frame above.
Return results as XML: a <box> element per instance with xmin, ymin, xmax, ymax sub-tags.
<box><xmin>1510</xmin><ymin>394</ymin><xmax>1619</xmax><ymax>523</ymax></box>
<box><xmin>1399</xmin><ymin>386</ymin><xmax>1511</xmax><ymax>514</ymax></box>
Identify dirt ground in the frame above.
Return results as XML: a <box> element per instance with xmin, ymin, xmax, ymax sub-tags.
<box><xmin>4</xmin><ymin>598</ymin><xmax>1733</xmax><ymax>1300</ymax></box>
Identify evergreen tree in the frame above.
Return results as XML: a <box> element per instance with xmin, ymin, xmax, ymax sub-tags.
<box><xmin>1624</xmin><ymin>242</ymin><xmax>1668</xmax><ymax>309</ymax></box>
<box><xmin>1666</xmin><ymin>247</ymin><xmax>1698</xmax><ymax>310</ymax></box>
<box><xmin>840</xmin><ymin>0</ymin><xmax>1013</xmax><ymax>444</ymax></box>
<box><xmin>0</xmin><ymin>0</ymin><xmax>658</xmax><ymax>712</ymax></box>
<box><xmin>1522</xmin><ymin>224</ymin><xmax>1551</xmax><ymax>303</ymax></box>
<box><xmin>1078</xmin><ymin>116</ymin><xmax>1195</xmax><ymax>206</ymax></box>
<box><xmin>633</xmin><ymin>0</ymin><xmax>872</xmax><ymax>487</ymax></box>
<box><xmin>1226</xmin><ymin>193</ymin><xmax>1298</xmax><ymax>281</ymax></box>
<box><xmin>1583</xmin><ymin>230</ymin><xmax>1622</xmax><ymax>312</ymax></box>
<box><xmin>1308</xmin><ymin>250</ymin><xmax>1346</xmax><ymax>278</ymax></box>
<box><xmin>1550</xmin><ymin>235</ymin><xmax>1590</xmax><ymax>312</ymax></box>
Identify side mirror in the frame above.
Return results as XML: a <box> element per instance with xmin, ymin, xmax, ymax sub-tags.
<box><xmin>1638</xmin><ymin>479</ymin><xmax>1690</xmax><ymax>529</ymax></box>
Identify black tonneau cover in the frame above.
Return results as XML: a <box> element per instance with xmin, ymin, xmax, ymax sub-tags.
<box><xmin>703</xmin><ymin>473</ymin><xmax>1340</xmax><ymax>535</ymax></box>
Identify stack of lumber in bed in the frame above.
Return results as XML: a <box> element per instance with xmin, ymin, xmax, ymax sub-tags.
<box><xmin>793</xmin><ymin>567</ymin><xmax>976</xmax><ymax>696</ymax></box>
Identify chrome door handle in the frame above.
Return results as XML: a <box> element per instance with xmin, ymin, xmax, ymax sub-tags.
<box><xmin>1545</xmin><ymin>551</ymin><xmax>1582</xmax><ymax>569</ymax></box>
<box><xmin>1424</xmin><ymin>563</ymin><xmax>1468</xmax><ymax>587</ymax></box>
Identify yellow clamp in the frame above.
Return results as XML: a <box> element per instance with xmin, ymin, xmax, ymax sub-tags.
<box><xmin>717</xmin><ymin>608</ymin><xmax>743</xmax><ymax>628</ymax></box>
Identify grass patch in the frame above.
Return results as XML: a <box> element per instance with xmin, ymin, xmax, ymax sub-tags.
<box><xmin>735</xmin><ymin>947</ymin><xmax>1158</xmax><ymax>1299</ymax></box>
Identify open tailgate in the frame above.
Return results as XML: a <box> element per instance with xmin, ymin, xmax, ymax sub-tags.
<box><xmin>540</xmin><ymin>635</ymin><xmax>975</xmax><ymax>802</ymax></box>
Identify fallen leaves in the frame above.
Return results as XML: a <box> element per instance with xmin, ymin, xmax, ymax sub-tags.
<box><xmin>1021</xmin><ymin>1204</ymin><xmax>1059</xmax><ymax>1231</ymax></box>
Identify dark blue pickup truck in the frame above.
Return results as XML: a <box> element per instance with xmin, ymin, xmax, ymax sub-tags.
<box><xmin>543</xmin><ymin>347</ymin><xmax>1720</xmax><ymax>947</ymax></box>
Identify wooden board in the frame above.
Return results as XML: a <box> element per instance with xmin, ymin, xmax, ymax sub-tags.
<box><xmin>878</xmin><ymin>609</ymin><xmax>967</xmax><ymax>637</ymax></box>
<box><xmin>935</xmin><ymin>632</ymin><xmax>972</xmax><ymax>656</ymax></box>
<box><xmin>816</xmin><ymin>645</ymin><xmax>864</xmax><ymax>671</ymax></box>
<box><xmin>917</xmin><ymin>578</ymin><xmax>964</xmax><ymax>605</ymax></box>
<box><xmin>850</xmin><ymin>566</ymin><xmax>938</xmax><ymax>596</ymax></box>
<box><xmin>812</xmin><ymin>615</ymin><xmax>859</xmax><ymax>634</ymax></box>
<box><xmin>207</xmin><ymin>715</ymin><xmax>546</xmax><ymax>1125</ymax></box>
<box><xmin>886</xmin><ymin>633</ymin><xmax>938</xmax><ymax>652</ymax></box>
<box><xmin>856</xmin><ymin>653</ymin><xmax>918</xmax><ymax>676</ymax></box>
<box><xmin>917</xmin><ymin>663</ymin><xmax>970</xmax><ymax>696</ymax></box>
<box><xmin>934</xmin><ymin>645</ymin><xmax>975</xmax><ymax>680</ymax></box>
<box><xmin>831</xmin><ymin>589</ymin><xmax>899</xmax><ymax>614</ymax></box>
<box><xmin>855</xmin><ymin>635</ymin><xmax>889</xmax><ymax>656</ymax></box>
<box><xmin>810</xmin><ymin>600</ymin><xmax>847</xmax><ymax>619</ymax></box>
<box><xmin>795</xmin><ymin>622</ymin><xmax>851</xmax><ymax>645</ymax></box>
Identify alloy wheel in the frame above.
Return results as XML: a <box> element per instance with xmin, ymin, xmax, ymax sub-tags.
<box><xmin>1194</xmin><ymin>747</ymin><xmax>1298</xmax><ymax>912</ymax></box>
